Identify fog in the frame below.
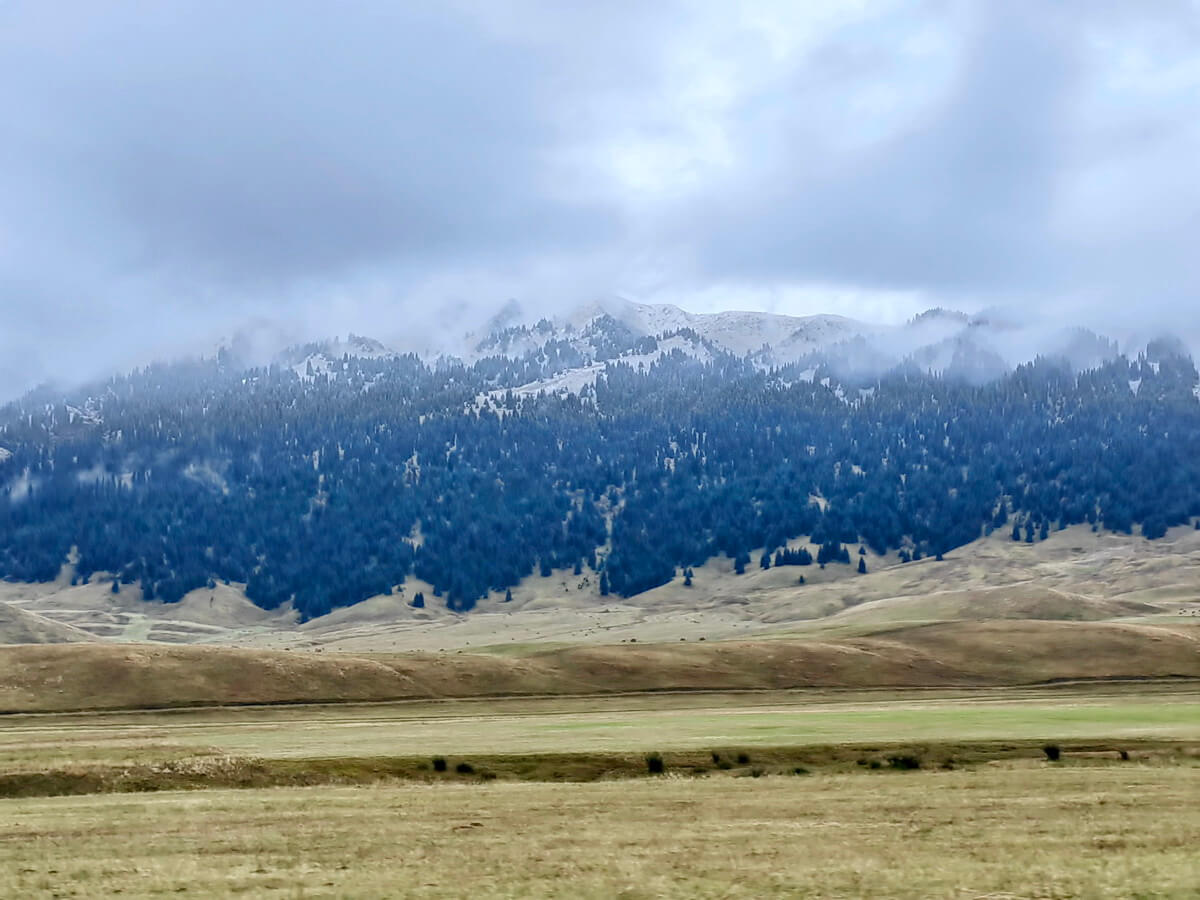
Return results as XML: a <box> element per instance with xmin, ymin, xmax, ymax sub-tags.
<box><xmin>2</xmin><ymin>1</ymin><xmax>1198</xmax><ymax>399</ymax></box>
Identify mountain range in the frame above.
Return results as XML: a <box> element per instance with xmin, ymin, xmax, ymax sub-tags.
<box><xmin>269</xmin><ymin>298</ymin><xmax>1124</xmax><ymax>391</ymax></box>
<box><xmin>1</xmin><ymin>298</ymin><xmax>1197</xmax><ymax>622</ymax></box>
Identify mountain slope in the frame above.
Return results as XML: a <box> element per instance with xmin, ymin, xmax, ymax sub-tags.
<box><xmin>0</xmin><ymin>303</ymin><xmax>1197</xmax><ymax>622</ymax></box>
<box><xmin>0</xmin><ymin>602</ymin><xmax>91</xmax><ymax>644</ymax></box>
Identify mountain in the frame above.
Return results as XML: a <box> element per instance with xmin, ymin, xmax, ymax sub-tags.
<box><xmin>1</xmin><ymin>300</ymin><xmax>1197</xmax><ymax>623</ymax></box>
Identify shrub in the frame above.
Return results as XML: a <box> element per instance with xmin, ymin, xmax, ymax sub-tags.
<box><xmin>1118</xmin><ymin>749</ymin><xmax>1130</xmax><ymax>761</ymax></box>
<box><xmin>735</xmin><ymin>752</ymin><xmax>751</xmax><ymax>765</ymax></box>
<box><xmin>710</xmin><ymin>751</ymin><xmax>721</xmax><ymax>765</ymax></box>
<box><xmin>431</xmin><ymin>757</ymin><xmax>447</xmax><ymax>773</ymax></box>
<box><xmin>887</xmin><ymin>754</ymin><xmax>921</xmax><ymax>771</ymax></box>
<box><xmin>455</xmin><ymin>762</ymin><xmax>475</xmax><ymax>775</ymax></box>
<box><xmin>1042</xmin><ymin>744</ymin><xmax>1062</xmax><ymax>762</ymax></box>
<box><xmin>645</xmin><ymin>753</ymin><xmax>665</xmax><ymax>775</ymax></box>
<box><xmin>791</xmin><ymin>766</ymin><xmax>810</xmax><ymax>776</ymax></box>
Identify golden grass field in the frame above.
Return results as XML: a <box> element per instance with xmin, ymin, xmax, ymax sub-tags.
<box><xmin>0</xmin><ymin>682</ymin><xmax>1196</xmax><ymax>896</ymax></box>
<box><xmin>1</xmin><ymin>619</ymin><xmax>1198</xmax><ymax>714</ymax></box>
<box><xmin>3</xmin><ymin>764</ymin><xmax>1198</xmax><ymax>898</ymax></box>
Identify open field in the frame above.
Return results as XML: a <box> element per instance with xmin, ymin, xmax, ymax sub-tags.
<box><xmin>2</xmin><ymin>679</ymin><xmax>1196</xmax><ymax>896</ymax></box>
<box><xmin>2</xmin><ymin>766</ymin><xmax>1198</xmax><ymax>898</ymax></box>
<box><xmin>0</xmin><ymin>682</ymin><xmax>1196</xmax><ymax>786</ymax></box>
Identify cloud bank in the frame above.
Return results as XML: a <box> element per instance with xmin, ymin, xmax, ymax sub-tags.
<box><xmin>2</xmin><ymin>1</ymin><xmax>1198</xmax><ymax>396</ymax></box>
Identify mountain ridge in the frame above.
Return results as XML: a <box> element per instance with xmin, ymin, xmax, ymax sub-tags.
<box><xmin>1</xmin><ymin>298</ymin><xmax>1197</xmax><ymax>623</ymax></box>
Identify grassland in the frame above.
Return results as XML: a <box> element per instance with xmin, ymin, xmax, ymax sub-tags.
<box><xmin>2</xmin><ymin>524</ymin><xmax>1198</xmax><ymax>897</ymax></box>
<box><xmin>3</xmin><ymin>619</ymin><xmax>1198</xmax><ymax>713</ymax></box>
<box><xmin>2</xmin><ymin>679</ymin><xmax>1197</xmax><ymax>895</ymax></box>
<box><xmin>3</xmin><ymin>766</ymin><xmax>1198</xmax><ymax>898</ymax></box>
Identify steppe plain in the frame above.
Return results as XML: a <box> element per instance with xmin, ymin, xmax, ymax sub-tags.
<box><xmin>1</xmin><ymin>525</ymin><xmax>1198</xmax><ymax>897</ymax></box>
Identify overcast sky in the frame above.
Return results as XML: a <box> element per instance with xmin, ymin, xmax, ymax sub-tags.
<box><xmin>2</xmin><ymin>1</ymin><xmax>1198</xmax><ymax>397</ymax></box>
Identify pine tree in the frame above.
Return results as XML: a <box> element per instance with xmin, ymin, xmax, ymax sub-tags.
<box><xmin>734</xmin><ymin>551</ymin><xmax>749</xmax><ymax>575</ymax></box>
<box><xmin>857</xmin><ymin>557</ymin><xmax>867</xmax><ymax>574</ymax></box>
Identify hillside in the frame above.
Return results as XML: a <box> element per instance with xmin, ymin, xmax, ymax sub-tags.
<box><xmin>1</xmin><ymin>619</ymin><xmax>1197</xmax><ymax>713</ymax></box>
<box><xmin>0</xmin><ymin>602</ymin><xmax>91</xmax><ymax>644</ymax></box>
<box><xmin>1</xmin><ymin>299</ymin><xmax>1197</xmax><ymax>624</ymax></box>
<box><xmin>4</xmin><ymin>524</ymin><xmax>1199</xmax><ymax>650</ymax></box>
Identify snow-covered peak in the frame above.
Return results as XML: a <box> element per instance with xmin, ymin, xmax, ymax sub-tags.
<box><xmin>280</xmin><ymin>334</ymin><xmax>399</xmax><ymax>380</ymax></box>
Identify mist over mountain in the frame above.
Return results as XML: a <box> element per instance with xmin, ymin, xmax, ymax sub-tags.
<box><xmin>2</xmin><ymin>302</ymin><xmax>1197</xmax><ymax>620</ymax></box>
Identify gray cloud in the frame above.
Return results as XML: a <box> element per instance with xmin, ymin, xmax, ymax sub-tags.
<box><xmin>1</xmin><ymin>1</ymin><xmax>1198</xmax><ymax>398</ymax></box>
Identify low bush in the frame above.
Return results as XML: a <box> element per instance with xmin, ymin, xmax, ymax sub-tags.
<box><xmin>431</xmin><ymin>757</ymin><xmax>447</xmax><ymax>773</ymax></box>
<box><xmin>645</xmin><ymin>753</ymin><xmax>665</xmax><ymax>775</ymax></box>
<box><xmin>1043</xmin><ymin>744</ymin><xmax>1062</xmax><ymax>762</ymax></box>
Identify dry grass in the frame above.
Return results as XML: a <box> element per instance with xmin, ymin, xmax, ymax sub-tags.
<box><xmin>2</xmin><ymin>620</ymin><xmax>1198</xmax><ymax>713</ymax></box>
<box><xmin>2</xmin><ymin>766</ymin><xmax>1197</xmax><ymax>898</ymax></box>
<box><xmin>0</xmin><ymin>603</ymin><xmax>91</xmax><ymax>645</ymax></box>
<box><xmin>0</xmin><ymin>684</ymin><xmax>1195</xmax><ymax>793</ymax></box>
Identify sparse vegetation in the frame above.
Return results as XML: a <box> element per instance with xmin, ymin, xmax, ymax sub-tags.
<box><xmin>2</xmin><ymin>766</ymin><xmax>1197</xmax><ymax>898</ymax></box>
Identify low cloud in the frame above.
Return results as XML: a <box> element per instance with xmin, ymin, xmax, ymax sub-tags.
<box><xmin>2</xmin><ymin>1</ymin><xmax>1197</xmax><ymax>398</ymax></box>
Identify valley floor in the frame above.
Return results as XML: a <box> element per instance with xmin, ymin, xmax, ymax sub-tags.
<box><xmin>2</xmin><ymin>674</ymin><xmax>1196</xmax><ymax>897</ymax></box>
<box><xmin>2</xmin><ymin>753</ymin><xmax>1197</xmax><ymax>898</ymax></box>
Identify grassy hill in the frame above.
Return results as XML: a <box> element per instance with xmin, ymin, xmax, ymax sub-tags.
<box><xmin>2</xmin><ymin>620</ymin><xmax>1196</xmax><ymax>713</ymax></box>
<box><xmin>0</xmin><ymin>602</ymin><xmax>92</xmax><ymax>645</ymax></box>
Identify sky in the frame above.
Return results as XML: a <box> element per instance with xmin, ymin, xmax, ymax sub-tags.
<box><xmin>2</xmin><ymin>0</ymin><xmax>1198</xmax><ymax>398</ymax></box>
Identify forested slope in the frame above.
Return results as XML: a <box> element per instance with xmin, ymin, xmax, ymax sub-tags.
<box><xmin>1</xmin><ymin>328</ymin><xmax>1197</xmax><ymax>619</ymax></box>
